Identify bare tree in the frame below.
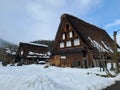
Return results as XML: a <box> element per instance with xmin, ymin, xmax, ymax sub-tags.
<box><xmin>0</xmin><ymin>44</ymin><xmax>18</xmax><ymax>66</ymax></box>
<box><xmin>0</xmin><ymin>48</ymin><xmax>8</xmax><ymax>66</ymax></box>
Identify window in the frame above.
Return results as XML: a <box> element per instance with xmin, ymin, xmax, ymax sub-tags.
<box><xmin>66</xmin><ymin>41</ymin><xmax>72</xmax><ymax>47</ymax></box>
<box><xmin>60</xmin><ymin>56</ymin><xmax>66</xmax><ymax>59</ymax></box>
<box><xmin>60</xmin><ymin>42</ymin><xmax>64</xmax><ymax>48</ymax></box>
<box><xmin>66</xmin><ymin>24</ymin><xmax>69</xmax><ymax>30</ymax></box>
<box><xmin>69</xmin><ymin>31</ymin><xmax>73</xmax><ymax>38</ymax></box>
<box><xmin>62</xmin><ymin>33</ymin><xmax>65</xmax><ymax>40</ymax></box>
<box><xmin>21</xmin><ymin>50</ymin><xmax>23</xmax><ymax>55</ymax></box>
<box><xmin>74</xmin><ymin>38</ymin><xmax>80</xmax><ymax>46</ymax></box>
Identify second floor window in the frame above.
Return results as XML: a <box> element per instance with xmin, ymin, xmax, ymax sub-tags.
<box><xmin>74</xmin><ymin>38</ymin><xmax>80</xmax><ymax>46</ymax></box>
<box><xmin>66</xmin><ymin>24</ymin><xmax>69</xmax><ymax>30</ymax></box>
<box><xmin>60</xmin><ymin>42</ymin><xmax>64</xmax><ymax>48</ymax></box>
<box><xmin>69</xmin><ymin>31</ymin><xmax>73</xmax><ymax>38</ymax></box>
<box><xmin>66</xmin><ymin>40</ymin><xmax>71</xmax><ymax>47</ymax></box>
<box><xmin>62</xmin><ymin>33</ymin><xmax>65</xmax><ymax>40</ymax></box>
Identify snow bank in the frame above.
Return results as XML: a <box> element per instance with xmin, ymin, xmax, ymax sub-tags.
<box><xmin>0</xmin><ymin>64</ymin><xmax>117</xmax><ymax>90</ymax></box>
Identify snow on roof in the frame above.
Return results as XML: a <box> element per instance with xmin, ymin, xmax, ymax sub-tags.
<box><xmin>27</xmin><ymin>55</ymin><xmax>50</xmax><ymax>58</ymax></box>
<box><xmin>27</xmin><ymin>56</ymin><xmax>37</xmax><ymax>58</ymax></box>
<box><xmin>101</xmin><ymin>41</ymin><xmax>113</xmax><ymax>53</ymax></box>
<box><xmin>28</xmin><ymin>51</ymin><xmax>50</xmax><ymax>56</ymax></box>
<box><xmin>88</xmin><ymin>37</ymin><xmax>113</xmax><ymax>52</ymax></box>
<box><xmin>29</xmin><ymin>43</ymin><xmax>48</xmax><ymax>47</ymax></box>
<box><xmin>28</xmin><ymin>51</ymin><xmax>45</xmax><ymax>56</ymax></box>
<box><xmin>21</xmin><ymin>42</ymin><xmax>48</xmax><ymax>47</ymax></box>
<box><xmin>27</xmin><ymin>51</ymin><xmax>50</xmax><ymax>58</ymax></box>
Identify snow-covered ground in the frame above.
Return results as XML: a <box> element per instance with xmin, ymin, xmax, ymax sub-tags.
<box><xmin>0</xmin><ymin>63</ymin><xmax>120</xmax><ymax>90</ymax></box>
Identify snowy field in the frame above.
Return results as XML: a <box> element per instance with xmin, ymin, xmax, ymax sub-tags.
<box><xmin>0</xmin><ymin>63</ymin><xmax>120</xmax><ymax>90</ymax></box>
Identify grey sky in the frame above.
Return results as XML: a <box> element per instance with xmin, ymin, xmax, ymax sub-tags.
<box><xmin>0</xmin><ymin>0</ymin><xmax>120</xmax><ymax>45</ymax></box>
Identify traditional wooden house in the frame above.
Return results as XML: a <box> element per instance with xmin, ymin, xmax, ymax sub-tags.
<box><xmin>50</xmin><ymin>14</ymin><xmax>118</xmax><ymax>68</ymax></box>
<box><xmin>17</xmin><ymin>42</ymin><xmax>50</xmax><ymax>64</ymax></box>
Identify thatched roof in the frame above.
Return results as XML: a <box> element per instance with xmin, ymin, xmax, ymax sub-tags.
<box><xmin>59</xmin><ymin>14</ymin><xmax>115</xmax><ymax>52</ymax></box>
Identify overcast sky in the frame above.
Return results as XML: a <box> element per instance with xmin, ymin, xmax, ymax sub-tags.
<box><xmin>0</xmin><ymin>0</ymin><xmax>120</xmax><ymax>45</ymax></box>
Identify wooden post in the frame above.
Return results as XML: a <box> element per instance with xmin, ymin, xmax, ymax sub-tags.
<box><xmin>114</xmin><ymin>31</ymin><xmax>120</xmax><ymax>74</ymax></box>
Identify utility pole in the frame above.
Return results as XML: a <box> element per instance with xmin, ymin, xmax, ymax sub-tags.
<box><xmin>114</xmin><ymin>30</ymin><xmax>120</xmax><ymax>74</ymax></box>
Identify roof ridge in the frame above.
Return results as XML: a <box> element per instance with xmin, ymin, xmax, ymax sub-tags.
<box><xmin>61</xmin><ymin>13</ymin><xmax>105</xmax><ymax>32</ymax></box>
<box><xmin>20</xmin><ymin>42</ymin><xmax>48</xmax><ymax>47</ymax></box>
<box><xmin>60</xmin><ymin>13</ymin><xmax>115</xmax><ymax>52</ymax></box>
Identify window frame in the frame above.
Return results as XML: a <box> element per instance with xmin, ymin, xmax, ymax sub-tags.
<box><xmin>69</xmin><ymin>31</ymin><xmax>73</xmax><ymax>38</ymax></box>
<box><xmin>60</xmin><ymin>42</ymin><xmax>65</xmax><ymax>48</ymax></box>
<box><xmin>66</xmin><ymin>40</ymin><xmax>72</xmax><ymax>47</ymax></box>
<box><xmin>62</xmin><ymin>33</ymin><xmax>65</xmax><ymax>40</ymax></box>
<box><xmin>74</xmin><ymin>38</ymin><xmax>80</xmax><ymax>46</ymax></box>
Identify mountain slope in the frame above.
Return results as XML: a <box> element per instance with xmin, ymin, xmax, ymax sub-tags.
<box><xmin>0</xmin><ymin>38</ymin><xmax>15</xmax><ymax>48</ymax></box>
